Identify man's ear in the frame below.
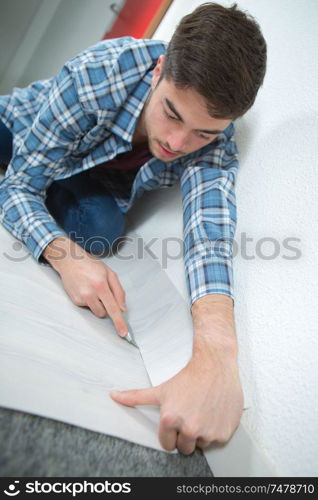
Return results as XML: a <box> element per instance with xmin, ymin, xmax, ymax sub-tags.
<box><xmin>151</xmin><ymin>55</ymin><xmax>165</xmax><ymax>89</ymax></box>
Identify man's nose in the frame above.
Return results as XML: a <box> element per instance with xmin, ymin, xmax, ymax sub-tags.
<box><xmin>166</xmin><ymin>131</ymin><xmax>190</xmax><ymax>153</ymax></box>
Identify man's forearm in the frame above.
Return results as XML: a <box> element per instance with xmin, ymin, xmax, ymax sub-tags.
<box><xmin>42</xmin><ymin>236</ymin><xmax>88</xmax><ymax>273</ymax></box>
<box><xmin>191</xmin><ymin>294</ymin><xmax>238</xmax><ymax>360</ymax></box>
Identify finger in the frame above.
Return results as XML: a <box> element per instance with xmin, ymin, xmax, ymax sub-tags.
<box><xmin>107</xmin><ymin>269</ymin><xmax>127</xmax><ymax>310</ymax></box>
<box><xmin>98</xmin><ymin>288</ymin><xmax>129</xmax><ymax>337</ymax></box>
<box><xmin>158</xmin><ymin>421</ymin><xmax>178</xmax><ymax>452</ymax></box>
<box><xmin>109</xmin><ymin>387</ymin><xmax>159</xmax><ymax>407</ymax></box>
<box><xmin>86</xmin><ymin>297</ymin><xmax>108</xmax><ymax>318</ymax></box>
<box><xmin>176</xmin><ymin>433</ymin><xmax>196</xmax><ymax>455</ymax></box>
<box><xmin>196</xmin><ymin>437</ymin><xmax>212</xmax><ymax>450</ymax></box>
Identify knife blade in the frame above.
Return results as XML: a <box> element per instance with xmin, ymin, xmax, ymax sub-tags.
<box><xmin>123</xmin><ymin>317</ymin><xmax>138</xmax><ymax>348</ymax></box>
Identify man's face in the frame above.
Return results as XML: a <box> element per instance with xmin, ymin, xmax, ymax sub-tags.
<box><xmin>136</xmin><ymin>55</ymin><xmax>232</xmax><ymax>162</ymax></box>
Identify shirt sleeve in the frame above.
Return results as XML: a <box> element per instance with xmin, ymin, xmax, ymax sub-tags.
<box><xmin>180</xmin><ymin>133</ymin><xmax>238</xmax><ymax>308</ymax></box>
<box><xmin>0</xmin><ymin>66</ymin><xmax>93</xmax><ymax>261</ymax></box>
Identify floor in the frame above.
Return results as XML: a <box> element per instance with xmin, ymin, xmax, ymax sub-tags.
<box><xmin>0</xmin><ymin>407</ymin><xmax>213</xmax><ymax>477</ymax></box>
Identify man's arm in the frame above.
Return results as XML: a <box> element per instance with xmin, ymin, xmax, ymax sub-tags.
<box><xmin>191</xmin><ymin>293</ymin><xmax>236</xmax><ymax>351</ymax></box>
<box><xmin>0</xmin><ymin>66</ymin><xmax>89</xmax><ymax>260</ymax></box>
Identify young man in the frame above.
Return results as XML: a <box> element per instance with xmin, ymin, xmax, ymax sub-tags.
<box><xmin>0</xmin><ymin>3</ymin><xmax>266</xmax><ymax>455</ymax></box>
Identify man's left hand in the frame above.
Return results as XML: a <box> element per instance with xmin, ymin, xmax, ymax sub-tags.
<box><xmin>109</xmin><ymin>348</ymin><xmax>243</xmax><ymax>455</ymax></box>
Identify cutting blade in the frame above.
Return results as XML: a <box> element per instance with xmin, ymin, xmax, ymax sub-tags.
<box><xmin>123</xmin><ymin>318</ymin><xmax>138</xmax><ymax>348</ymax></box>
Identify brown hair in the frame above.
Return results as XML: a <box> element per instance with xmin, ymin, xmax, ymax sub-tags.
<box><xmin>161</xmin><ymin>2</ymin><xmax>267</xmax><ymax>120</ymax></box>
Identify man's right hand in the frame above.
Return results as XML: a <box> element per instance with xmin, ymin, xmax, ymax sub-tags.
<box><xmin>42</xmin><ymin>236</ymin><xmax>129</xmax><ymax>337</ymax></box>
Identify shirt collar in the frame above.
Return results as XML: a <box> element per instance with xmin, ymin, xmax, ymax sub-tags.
<box><xmin>108</xmin><ymin>69</ymin><xmax>153</xmax><ymax>147</ymax></box>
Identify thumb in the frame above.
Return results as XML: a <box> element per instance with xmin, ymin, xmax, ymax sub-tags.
<box><xmin>109</xmin><ymin>387</ymin><xmax>159</xmax><ymax>407</ymax></box>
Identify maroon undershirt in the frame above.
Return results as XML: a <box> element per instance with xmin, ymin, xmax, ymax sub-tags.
<box><xmin>88</xmin><ymin>144</ymin><xmax>153</xmax><ymax>198</ymax></box>
<box><xmin>95</xmin><ymin>144</ymin><xmax>153</xmax><ymax>171</ymax></box>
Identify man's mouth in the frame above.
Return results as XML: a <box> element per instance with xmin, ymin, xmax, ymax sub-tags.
<box><xmin>157</xmin><ymin>141</ymin><xmax>179</xmax><ymax>159</ymax></box>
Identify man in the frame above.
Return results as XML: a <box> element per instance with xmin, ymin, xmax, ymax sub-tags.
<box><xmin>0</xmin><ymin>3</ymin><xmax>266</xmax><ymax>455</ymax></box>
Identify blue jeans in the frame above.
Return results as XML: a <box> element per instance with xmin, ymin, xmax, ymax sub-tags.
<box><xmin>0</xmin><ymin>119</ymin><xmax>13</xmax><ymax>163</ymax></box>
<box><xmin>0</xmin><ymin>119</ymin><xmax>125</xmax><ymax>255</ymax></box>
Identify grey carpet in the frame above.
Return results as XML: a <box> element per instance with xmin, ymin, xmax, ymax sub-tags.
<box><xmin>0</xmin><ymin>407</ymin><xmax>213</xmax><ymax>477</ymax></box>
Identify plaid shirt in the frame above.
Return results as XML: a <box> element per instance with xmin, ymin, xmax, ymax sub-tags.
<box><xmin>0</xmin><ymin>37</ymin><xmax>238</xmax><ymax>307</ymax></box>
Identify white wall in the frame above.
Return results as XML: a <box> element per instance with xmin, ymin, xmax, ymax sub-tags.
<box><xmin>129</xmin><ymin>0</ymin><xmax>318</xmax><ymax>476</ymax></box>
<box><xmin>0</xmin><ymin>0</ymin><xmax>42</xmax><ymax>79</ymax></box>
<box><xmin>18</xmin><ymin>0</ymin><xmax>125</xmax><ymax>87</ymax></box>
<box><xmin>0</xmin><ymin>0</ymin><xmax>124</xmax><ymax>93</ymax></box>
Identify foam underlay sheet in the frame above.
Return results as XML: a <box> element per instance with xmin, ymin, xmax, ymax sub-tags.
<box><xmin>0</xmin><ymin>225</ymin><xmax>193</xmax><ymax>452</ymax></box>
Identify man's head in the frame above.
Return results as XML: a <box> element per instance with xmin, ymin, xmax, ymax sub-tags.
<box><xmin>135</xmin><ymin>2</ymin><xmax>267</xmax><ymax>161</ymax></box>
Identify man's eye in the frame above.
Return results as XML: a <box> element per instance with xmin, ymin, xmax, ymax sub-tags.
<box><xmin>199</xmin><ymin>134</ymin><xmax>211</xmax><ymax>140</ymax></box>
<box><xmin>164</xmin><ymin>110</ymin><xmax>177</xmax><ymax>120</ymax></box>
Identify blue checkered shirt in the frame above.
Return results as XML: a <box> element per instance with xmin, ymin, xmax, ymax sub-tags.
<box><xmin>0</xmin><ymin>37</ymin><xmax>238</xmax><ymax>307</ymax></box>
